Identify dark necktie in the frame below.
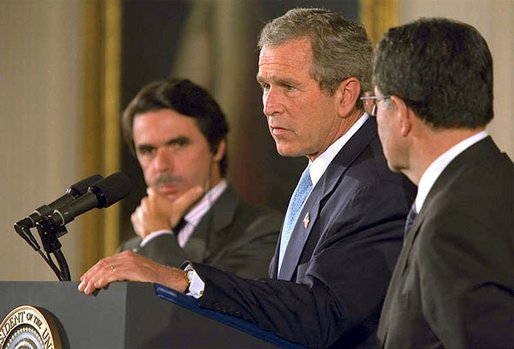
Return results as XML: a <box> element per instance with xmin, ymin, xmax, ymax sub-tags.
<box><xmin>173</xmin><ymin>217</ymin><xmax>188</xmax><ymax>237</ymax></box>
<box><xmin>404</xmin><ymin>204</ymin><xmax>418</xmax><ymax>237</ymax></box>
<box><xmin>278</xmin><ymin>166</ymin><xmax>313</xmax><ymax>271</ymax></box>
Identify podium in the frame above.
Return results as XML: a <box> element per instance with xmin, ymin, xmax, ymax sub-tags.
<box><xmin>0</xmin><ymin>281</ymin><xmax>302</xmax><ymax>348</ymax></box>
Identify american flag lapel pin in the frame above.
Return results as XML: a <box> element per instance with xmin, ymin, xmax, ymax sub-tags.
<box><xmin>303</xmin><ymin>212</ymin><xmax>310</xmax><ymax>228</ymax></box>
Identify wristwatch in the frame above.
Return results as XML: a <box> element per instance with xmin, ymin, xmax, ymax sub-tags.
<box><xmin>184</xmin><ymin>268</ymin><xmax>194</xmax><ymax>293</ymax></box>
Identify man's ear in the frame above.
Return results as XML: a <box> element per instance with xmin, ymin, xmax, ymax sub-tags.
<box><xmin>212</xmin><ymin>139</ymin><xmax>226</xmax><ymax>162</ymax></box>
<box><xmin>391</xmin><ymin>96</ymin><xmax>412</xmax><ymax>137</ymax></box>
<box><xmin>336</xmin><ymin>77</ymin><xmax>361</xmax><ymax>117</ymax></box>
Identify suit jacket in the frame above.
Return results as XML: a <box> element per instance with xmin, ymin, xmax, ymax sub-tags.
<box><xmin>119</xmin><ymin>185</ymin><xmax>283</xmax><ymax>279</ymax></box>
<box><xmin>191</xmin><ymin>118</ymin><xmax>416</xmax><ymax>348</ymax></box>
<box><xmin>378</xmin><ymin>137</ymin><xmax>514</xmax><ymax>349</ymax></box>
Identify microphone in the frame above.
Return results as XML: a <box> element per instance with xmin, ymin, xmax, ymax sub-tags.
<box><xmin>44</xmin><ymin>172</ymin><xmax>131</xmax><ymax>228</ymax></box>
<box><xmin>14</xmin><ymin>174</ymin><xmax>103</xmax><ymax>250</ymax></box>
<box><xmin>16</xmin><ymin>174</ymin><xmax>104</xmax><ymax>229</ymax></box>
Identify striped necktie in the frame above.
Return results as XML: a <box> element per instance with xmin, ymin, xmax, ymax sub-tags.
<box><xmin>278</xmin><ymin>166</ymin><xmax>313</xmax><ymax>271</ymax></box>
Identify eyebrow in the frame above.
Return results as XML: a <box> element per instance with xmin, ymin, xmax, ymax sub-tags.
<box><xmin>256</xmin><ymin>74</ymin><xmax>300</xmax><ymax>87</ymax></box>
<box><xmin>136</xmin><ymin>136</ymin><xmax>190</xmax><ymax>151</ymax></box>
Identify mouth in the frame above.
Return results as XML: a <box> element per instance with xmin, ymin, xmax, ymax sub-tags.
<box><xmin>154</xmin><ymin>183</ymin><xmax>179</xmax><ymax>195</ymax></box>
<box><xmin>154</xmin><ymin>184</ymin><xmax>184</xmax><ymax>202</ymax></box>
<box><xmin>270</xmin><ymin>125</ymin><xmax>291</xmax><ymax>136</ymax></box>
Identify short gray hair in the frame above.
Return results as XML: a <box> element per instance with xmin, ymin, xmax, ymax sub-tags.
<box><xmin>258</xmin><ymin>8</ymin><xmax>372</xmax><ymax>107</ymax></box>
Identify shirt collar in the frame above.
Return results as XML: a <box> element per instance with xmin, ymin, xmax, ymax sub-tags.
<box><xmin>415</xmin><ymin>130</ymin><xmax>488</xmax><ymax>212</ymax></box>
<box><xmin>308</xmin><ymin>113</ymin><xmax>369</xmax><ymax>186</ymax></box>
<box><xmin>184</xmin><ymin>179</ymin><xmax>228</xmax><ymax>227</ymax></box>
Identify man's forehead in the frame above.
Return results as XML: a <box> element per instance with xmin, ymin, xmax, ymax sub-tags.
<box><xmin>259</xmin><ymin>38</ymin><xmax>312</xmax><ymax>62</ymax></box>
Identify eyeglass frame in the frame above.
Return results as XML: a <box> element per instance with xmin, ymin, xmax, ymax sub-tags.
<box><xmin>360</xmin><ymin>95</ymin><xmax>392</xmax><ymax>116</ymax></box>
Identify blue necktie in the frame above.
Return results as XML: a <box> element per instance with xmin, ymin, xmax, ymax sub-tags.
<box><xmin>278</xmin><ymin>166</ymin><xmax>313</xmax><ymax>270</ymax></box>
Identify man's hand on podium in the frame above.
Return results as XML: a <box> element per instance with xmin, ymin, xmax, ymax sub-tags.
<box><xmin>78</xmin><ymin>251</ymin><xmax>189</xmax><ymax>295</ymax></box>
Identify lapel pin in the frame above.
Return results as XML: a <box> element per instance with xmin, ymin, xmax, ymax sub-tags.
<box><xmin>303</xmin><ymin>212</ymin><xmax>310</xmax><ymax>228</ymax></box>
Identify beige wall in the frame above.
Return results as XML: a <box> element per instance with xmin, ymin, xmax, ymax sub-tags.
<box><xmin>400</xmin><ymin>0</ymin><xmax>514</xmax><ymax>158</ymax></box>
<box><xmin>0</xmin><ymin>0</ymin><xmax>83</xmax><ymax>281</ymax></box>
<box><xmin>0</xmin><ymin>0</ymin><xmax>512</xmax><ymax>281</ymax></box>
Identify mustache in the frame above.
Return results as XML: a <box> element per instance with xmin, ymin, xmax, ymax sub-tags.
<box><xmin>152</xmin><ymin>173</ymin><xmax>183</xmax><ymax>187</ymax></box>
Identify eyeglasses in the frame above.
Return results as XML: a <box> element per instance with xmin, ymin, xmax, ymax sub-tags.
<box><xmin>360</xmin><ymin>95</ymin><xmax>392</xmax><ymax>116</ymax></box>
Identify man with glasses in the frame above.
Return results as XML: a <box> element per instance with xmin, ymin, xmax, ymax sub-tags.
<box><xmin>372</xmin><ymin>18</ymin><xmax>513</xmax><ymax>348</ymax></box>
<box><xmin>79</xmin><ymin>8</ymin><xmax>415</xmax><ymax>348</ymax></box>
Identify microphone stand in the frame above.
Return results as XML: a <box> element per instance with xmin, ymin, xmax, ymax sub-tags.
<box><xmin>36</xmin><ymin>217</ymin><xmax>71</xmax><ymax>281</ymax></box>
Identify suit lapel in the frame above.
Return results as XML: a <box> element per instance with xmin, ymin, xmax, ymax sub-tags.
<box><xmin>395</xmin><ymin>210</ymin><xmax>423</xmax><ymax>277</ymax></box>
<box><xmin>183</xmin><ymin>185</ymin><xmax>238</xmax><ymax>262</ymax></box>
<box><xmin>395</xmin><ymin>136</ymin><xmax>499</xmax><ymax>277</ymax></box>
<box><xmin>278</xmin><ymin>184</ymin><xmax>323</xmax><ymax>279</ymax></box>
<box><xmin>381</xmin><ymin>137</ymin><xmax>502</xmax><ymax>341</ymax></box>
<box><xmin>278</xmin><ymin>117</ymin><xmax>379</xmax><ymax>280</ymax></box>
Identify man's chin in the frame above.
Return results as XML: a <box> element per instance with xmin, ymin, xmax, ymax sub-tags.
<box><xmin>276</xmin><ymin>144</ymin><xmax>302</xmax><ymax>158</ymax></box>
<box><xmin>163</xmin><ymin>193</ymin><xmax>179</xmax><ymax>201</ymax></box>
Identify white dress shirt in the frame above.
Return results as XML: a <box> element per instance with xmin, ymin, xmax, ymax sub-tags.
<box><xmin>415</xmin><ymin>131</ymin><xmax>488</xmax><ymax>212</ymax></box>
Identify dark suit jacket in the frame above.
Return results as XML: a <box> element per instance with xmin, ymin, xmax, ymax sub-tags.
<box><xmin>378</xmin><ymin>137</ymin><xmax>514</xmax><ymax>349</ymax></box>
<box><xmin>119</xmin><ymin>185</ymin><xmax>283</xmax><ymax>279</ymax></box>
<box><xmin>190</xmin><ymin>118</ymin><xmax>416</xmax><ymax>348</ymax></box>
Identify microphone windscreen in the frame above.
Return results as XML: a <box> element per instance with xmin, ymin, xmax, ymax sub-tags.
<box><xmin>67</xmin><ymin>174</ymin><xmax>103</xmax><ymax>198</ymax></box>
<box><xmin>90</xmin><ymin>172</ymin><xmax>132</xmax><ymax>208</ymax></box>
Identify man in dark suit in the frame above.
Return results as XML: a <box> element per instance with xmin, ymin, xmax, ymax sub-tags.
<box><xmin>79</xmin><ymin>9</ymin><xmax>414</xmax><ymax>348</ymax></box>
<box><xmin>117</xmin><ymin>78</ymin><xmax>282</xmax><ymax>279</ymax></box>
<box><xmin>371</xmin><ymin>18</ymin><xmax>514</xmax><ymax>348</ymax></box>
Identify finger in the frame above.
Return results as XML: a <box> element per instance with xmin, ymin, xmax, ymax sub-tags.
<box><xmin>147</xmin><ymin>187</ymin><xmax>156</xmax><ymax>197</ymax></box>
<box><xmin>79</xmin><ymin>254</ymin><xmax>124</xmax><ymax>294</ymax></box>
<box><xmin>131</xmin><ymin>210</ymin><xmax>141</xmax><ymax>236</ymax></box>
<box><xmin>171</xmin><ymin>186</ymin><xmax>204</xmax><ymax>222</ymax></box>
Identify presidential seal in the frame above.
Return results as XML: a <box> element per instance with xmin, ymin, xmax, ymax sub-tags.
<box><xmin>0</xmin><ymin>306</ymin><xmax>61</xmax><ymax>349</ymax></box>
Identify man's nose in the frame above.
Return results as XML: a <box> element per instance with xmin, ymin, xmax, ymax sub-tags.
<box><xmin>263</xmin><ymin>87</ymin><xmax>283</xmax><ymax>117</ymax></box>
<box><xmin>153</xmin><ymin>147</ymin><xmax>173</xmax><ymax>172</ymax></box>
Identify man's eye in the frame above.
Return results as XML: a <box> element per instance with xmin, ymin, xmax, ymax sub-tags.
<box><xmin>168</xmin><ymin>138</ymin><xmax>189</xmax><ymax>149</ymax></box>
<box><xmin>259</xmin><ymin>83</ymin><xmax>270</xmax><ymax>91</ymax></box>
<box><xmin>137</xmin><ymin>147</ymin><xmax>155</xmax><ymax>155</ymax></box>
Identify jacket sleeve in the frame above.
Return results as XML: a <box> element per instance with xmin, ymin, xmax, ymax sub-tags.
<box><xmin>206</xmin><ymin>206</ymin><xmax>282</xmax><ymax>279</ymax></box>
<box><xmin>192</xmin><ymin>178</ymin><xmax>411</xmax><ymax>348</ymax></box>
<box><xmin>136</xmin><ymin>233</ymin><xmax>188</xmax><ymax>267</ymax></box>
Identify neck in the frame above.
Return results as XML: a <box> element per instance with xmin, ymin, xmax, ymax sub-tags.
<box><xmin>306</xmin><ymin>108</ymin><xmax>363</xmax><ymax>162</ymax></box>
<box><xmin>405</xmin><ymin>126</ymin><xmax>485</xmax><ymax>185</ymax></box>
<box><xmin>208</xmin><ymin>173</ymin><xmax>223</xmax><ymax>190</ymax></box>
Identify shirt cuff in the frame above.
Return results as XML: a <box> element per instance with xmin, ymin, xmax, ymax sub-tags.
<box><xmin>139</xmin><ymin>229</ymin><xmax>173</xmax><ymax>248</ymax></box>
<box><xmin>183</xmin><ymin>263</ymin><xmax>205</xmax><ymax>299</ymax></box>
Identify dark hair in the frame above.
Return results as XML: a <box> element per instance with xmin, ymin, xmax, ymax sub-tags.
<box><xmin>258</xmin><ymin>8</ymin><xmax>372</xmax><ymax>108</ymax></box>
<box><xmin>121</xmin><ymin>78</ymin><xmax>229</xmax><ymax>176</ymax></box>
<box><xmin>373</xmin><ymin>17</ymin><xmax>494</xmax><ymax>128</ymax></box>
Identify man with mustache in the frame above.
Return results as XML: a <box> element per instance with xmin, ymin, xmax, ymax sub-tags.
<box><xmin>117</xmin><ymin>78</ymin><xmax>283</xmax><ymax>279</ymax></box>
